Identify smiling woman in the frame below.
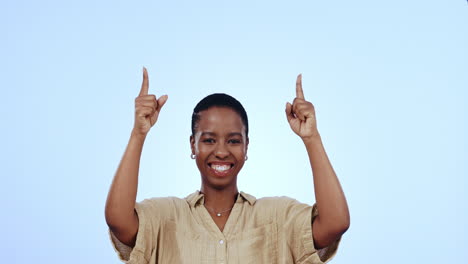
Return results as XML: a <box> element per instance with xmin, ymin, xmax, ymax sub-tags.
<box><xmin>191</xmin><ymin>98</ymin><xmax>248</xmax><ymax>195</ymax></box>
<box><xmin>104</xmin><ymin>68</ymin><xmax>350</xmax><ymax>263</ymax></box>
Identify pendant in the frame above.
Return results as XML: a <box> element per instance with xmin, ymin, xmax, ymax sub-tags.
<box><xmin>217</xmin><ymin>213</ymin><xmax>221</xmax><ymax>217</ymax></box>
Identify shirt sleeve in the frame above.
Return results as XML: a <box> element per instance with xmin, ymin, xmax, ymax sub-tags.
<box><xmin>279</xmin><ymin>197</ymin><xmax>341</xmax><ymax>264</ymax></box>
<box><xmin>108</xmin><ymin>198</ymin><xmax>159</xmax><ymax>263</ymax></box>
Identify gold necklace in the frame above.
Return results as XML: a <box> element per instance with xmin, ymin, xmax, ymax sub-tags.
<box><xmin>204</xmin><ymin>205</ymin><xmax>233</xmax><ymax>217</ymax></box>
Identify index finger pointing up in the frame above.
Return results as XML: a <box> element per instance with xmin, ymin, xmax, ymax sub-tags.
<box><xmin>296</xmin><ymin>73</ymin><xmax>304</xmax><ymax>99</ymax></box>
<box><xmin>139</xmin><ymin>67</ymin><xmax>149</xmax><ymax>96</ymax></box>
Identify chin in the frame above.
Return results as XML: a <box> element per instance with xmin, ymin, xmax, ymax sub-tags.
<box><xmin>201</xmin><ymin>175</ymin><xmax>238</xmax><ymax>191</ymax></box>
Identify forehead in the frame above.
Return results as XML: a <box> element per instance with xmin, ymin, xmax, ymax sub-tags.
<box><xmin>196</xmin><ymin>107</ymin><xmax>245</xmax><ymax>134</ymax></box>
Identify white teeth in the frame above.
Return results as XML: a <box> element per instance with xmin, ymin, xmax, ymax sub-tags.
<box><xmin>211</xmin><ymin>164</ymin><xmax>231</xmax><ymax>172</ymax></box>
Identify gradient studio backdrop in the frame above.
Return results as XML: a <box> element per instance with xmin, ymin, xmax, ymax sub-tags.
<box><xmin>2</xmin><ymin>0</ymin><xmax>467</xmax><ymax>263</ymax></box>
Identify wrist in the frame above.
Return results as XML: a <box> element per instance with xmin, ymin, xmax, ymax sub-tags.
<box><xmin>131</xmin><ymin>129</ymin><xmax>147</xmax><ymax>141</ymax></box>
<box><xmin>301</xmin><ymin>133</ymin><xmax>322</xmax><ymax>145</ymax></box>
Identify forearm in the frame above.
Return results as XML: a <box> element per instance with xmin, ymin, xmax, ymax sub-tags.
<box><xmin>303</xmin><ymin>134</ymin><xmax>350</xmax><ymax>231</ymax></box>
<box><xmin>105</xmin><ymin>130</ymin><xmax>146</xmax><ymax>228</ymax></box>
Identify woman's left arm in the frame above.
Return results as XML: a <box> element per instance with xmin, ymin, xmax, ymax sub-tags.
<box><xmin>285</xmin><ymin>74</ymin><xmax>350</xmax><ymax>249</ymax></box>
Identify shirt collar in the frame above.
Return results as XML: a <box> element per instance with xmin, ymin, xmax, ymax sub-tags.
<box><xmin>185</xmin><ymin>190</ymin><xmax>256</xmax><ymax>207</ymax></box>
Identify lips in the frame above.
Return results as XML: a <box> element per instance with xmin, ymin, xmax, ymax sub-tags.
<box><xmin>208</xmin><ymin>162</ymin><xmax>234</xmax><ymax>177</ymax></box>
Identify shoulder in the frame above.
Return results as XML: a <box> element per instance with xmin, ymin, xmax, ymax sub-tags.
<box><xmin>254</xmin><ymin>195</ymin><xmax>315</xmax><ymax>217</ymax></box>
<box><xmin>254</xmin><ymin>195</ymin><xmax>304</xmax><ymax>208</ymax></box>
<box><xmin>136</xmin><ymin>196</ymin><xmax>189</xmax><ymax>220</ymax></box>
<box><xmin>138</xmin><ymin>196</ymin><xmax>187</xmax><ymax>207</ymax></box>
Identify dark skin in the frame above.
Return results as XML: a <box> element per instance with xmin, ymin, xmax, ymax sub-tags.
<box><xmin>190</xmin><ymin>75</ymin><xmax>350</xmax><ymax>247</ymax></box>
<box><xmin>285</xmin><ymin>74</ymin><xmax>350</xmax><ymax>248</ymax></box>
<box><xmin>190</xmin><ymin>107</ymin><xmax>249</xmax><ymax>231</ymax></box>
<box><xmin>105</xmin><ymin>68</ymin><xmax>349</xmax><ymax>249</ymax></box>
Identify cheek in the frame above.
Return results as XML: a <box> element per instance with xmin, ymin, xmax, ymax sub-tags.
<box><xmin>233</xmin><ymin>146</ymin><xmax>247</xmax><ymax>157</ymax></box>
<box><xmin>195</xmin><ymin>153</ymin><xmax>208</xmax><ymax>169</ymax></box>
<box><xmin>195</xmin><ymin>144</ymin><xmax>211</xmax><ymax>154</ymax></box>
<box><xmin>195</xmin><ymin>158</ymin><xmax>205</xmax><ymax>168</ymax></box>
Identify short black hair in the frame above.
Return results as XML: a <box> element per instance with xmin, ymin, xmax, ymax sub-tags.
<box><xmin>191</xmin><ymin>93</ymin><xmax>249</xmax><ymax>137</ymax></box>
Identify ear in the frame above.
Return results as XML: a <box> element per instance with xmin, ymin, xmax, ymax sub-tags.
<box><xmin>190</xmin><ymin>135</ymin><xmax>195</xmax><ymax>155</ymax></box>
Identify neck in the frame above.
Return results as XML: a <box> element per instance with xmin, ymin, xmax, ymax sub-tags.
<box><xmin>201</xmin><ymin>185</ymin><xmax>238</xmax><ymax>210</ymax></box>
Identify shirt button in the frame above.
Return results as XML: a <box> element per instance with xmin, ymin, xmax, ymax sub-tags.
<box><xmin>219</xmin><ymin>239</ymin><xmax>224</xmax><ymax>244</ymax></box>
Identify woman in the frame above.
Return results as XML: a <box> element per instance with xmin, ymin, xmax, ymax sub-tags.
<box><xmin>105</xmin><ymin>68</ymin><xmax>350</xmax><ymax>263</ymax></box>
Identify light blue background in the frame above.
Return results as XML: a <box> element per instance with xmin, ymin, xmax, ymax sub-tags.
<box><xmin>2</xmin><ymin>0</ymin><xmax>467</xmax><ymax>263</ymax></box>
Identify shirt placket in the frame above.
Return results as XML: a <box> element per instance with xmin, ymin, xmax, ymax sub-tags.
<box><xmin>216</xmin><ymin>235</ymin><xmax>227</xmax><ymax>264</ymax></box>
<box><xmin>194</xmin><ymin>193</ymin><xmax>244</xmax><ymax>264</ymax></box>
<box><xmin>216</xmin><ymin>200</ymin><xmax>243</xmax><ymax>264</ymax></box>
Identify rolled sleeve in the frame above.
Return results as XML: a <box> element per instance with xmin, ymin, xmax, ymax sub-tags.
<box><xmin>281</xmin><ymin>198</ymin><xmax>341</xmax><ymax>264</ymax></box>
<box><xmin>303</xmin><ymin>204</ymin><xmax>341</xmax><ymax>263</ymax></box>
<box><xmin>108</xmin><ymin>199</ymin><xmax>157</xmax><ymax>263</ymax></box>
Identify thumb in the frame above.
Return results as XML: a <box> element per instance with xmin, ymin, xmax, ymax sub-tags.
<box><xmin>157</xmin><ymin>95</ymin><xmax>169</xmax><ymax>111</ymax></box>
<box><xmin>285</xmin><ymin>102</ymin><xmax>295</xmax><ymax>123</ymax></box>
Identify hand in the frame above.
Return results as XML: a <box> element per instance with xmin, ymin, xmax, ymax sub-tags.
<box><xmin>132</xmin><ymin>67</ymin><xmax>168</xmax><ymax>137</ymax></box>
<box><xmin>285</xmin><ymin>74</ymin><xmax>319</xmax><ymax>140</ymax></box>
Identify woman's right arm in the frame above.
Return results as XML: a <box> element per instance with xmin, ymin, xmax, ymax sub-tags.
<box><xmin>104</xmin><ymin>67</ymin><xmax>168</xmax><ymax>247</ymax></box>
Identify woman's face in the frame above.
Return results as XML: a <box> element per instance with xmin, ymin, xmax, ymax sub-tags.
<box><xmin>190</xmin><ymin>106</ymin><xmax>248</xmax><ymax>191</ymax></box>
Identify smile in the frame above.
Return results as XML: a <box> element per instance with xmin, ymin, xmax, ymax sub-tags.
<box><xmin>208</xmin><ymin>162</ymin><xmax>234</xmax><ymax>176</ymax></box>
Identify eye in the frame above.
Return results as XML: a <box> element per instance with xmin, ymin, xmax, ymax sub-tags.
<box><xmin>228</xmin><ymin>139</ymin><xmax>241</xmax><ymax>144</ymax></box>
<box><xmin>203</xmin><ymin>138</ymin><xmax>215</xmax><ymax>144</ymax></box>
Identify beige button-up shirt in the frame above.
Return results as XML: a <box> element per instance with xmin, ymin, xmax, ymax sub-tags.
<box><xmin>109</xmin><ymin>191</ymin><xmax>341</xmax><ymax>263</ymax></box>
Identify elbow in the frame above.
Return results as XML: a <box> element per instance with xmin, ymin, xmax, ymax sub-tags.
<box><xmin>342</xmin><ymin>210</ymin><xmax>350</xmax><ymax>230</ymax></box>
<box><xmin>325</xmin><ymin>219</ymin><xmax>349</xmax><ymax>243</ymax></box>
<box><xmin>104</xmin><ymin>205</ymin><xmax>116</xmax><ymax>228</ymax></box>
<box><xmin>337</xmin><ymin>212</ymin><xmax>350</xmax><ymax>235</ymax></box>
<box><xmin>338</xmin><ymin>220</ymin><xmax>350</xmax><ymax>236</ymax></box>
<box><xmin>105</xmin><ymin>202</ymin><xmax>138</xmax><ymax>231</ymax></box>
<box><xmin>327</xmin><ymin>212</ymin><xmax>350</xmax><ymax>237</ymax></box>
<box><xmin>336</xmin><ymin>210</ymin><xmax>350</xmax><ymax>234</ymax></box>
<box><xmin>104</xmin><ymin>203</ymin><xmax>127</xmax><ymax>229</ymax></box>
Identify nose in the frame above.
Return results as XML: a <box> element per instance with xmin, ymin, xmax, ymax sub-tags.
<box><xmin>214</xmin><ymin>142</ymin><xmax>230</xmax><ymax>159</ymax></box>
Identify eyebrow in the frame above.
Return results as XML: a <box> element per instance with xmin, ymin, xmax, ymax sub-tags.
<box><xmin>200</xmin><ymin>132</ymin><xmax>243</xmax><ymax>137</ymax></box>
